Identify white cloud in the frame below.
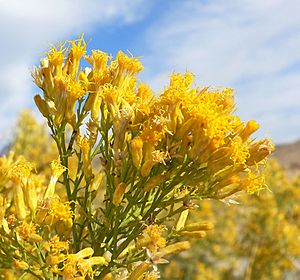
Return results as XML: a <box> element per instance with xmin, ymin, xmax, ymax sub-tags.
<box><xmin>141</xmin><ymin>0</ymin><xmax>300</xmax><ymax>144</ymax></box>
<box><xmin>1</xmin><ymin>0</ymin><xmax>299</xmax><ymax>147</ymax></box>
<box><xmin>0</xmin><ymin>0</ymin><xmax>146</xmax><ymax>148</ymax></box>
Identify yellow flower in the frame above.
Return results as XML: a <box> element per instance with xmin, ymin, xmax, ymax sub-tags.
<box><xmin>230</xmin><ymin>136</ymin><xmax>250</xmax><ymax>165</ymax></box>
<box><xmin>36</xmin><ymin>198</ymin><xmax>73</xmax><ymax>231</ymax></box>
<box><xmin>67</xmin><ymin>78</ymin><xmax>86</xmax><ymax>100</ymax></box>
<box><xmin>13</xmin><ymin>260</ymin><xmax>29</xmax><ymax>271</ymax></box>
<box><xmin>9</xmin><ymin>159</ymin><xmax>33</xmax><ymax>185</ymax></box>
<box><xmin>242</xmin><ymin>170</ymin><xmax>266</xmax><ymax>194</ymax></box>
<box><xmin>47</xmin><ymin>43</ymin><xmax>65</xmax><ymax>70</ymax></box>
<box><xmin>16</xmin><ymin>222</ymin><xmax>42</xmax><ymax>243</ymax></box>
<box><xmin>44</xmin><ymin>159</ymin><xmax>66</xmax><ymax>198</ymax></box>
<box><xmin>32</xmin><ymin>35</ymin><xmax>88</xmax><ymax>126</ymax></box>
<box><xmin>77</xmin><ymin>137</ymin><xmax>93</xmax><ymax>180</ymax></box>
<box><xmin>137</xmin><ymin>224</ymin><xmax>166</xmax><ymax>251</ymax></box>
<box><xmin>67</xmin><ymin>35</ymin><xmax>87</xmax><ymax>78</ymax></box>
<box><xmin>85</xmin><ymin>50</ymin><xmax>109</xmax><ymax>71</ymax></box>
<box><xmin>8</xmin><ymin>160</ymin><xmax>33</xmax><ymax>220</ymax></box>
<box><xmin>44</xmin><ymin>235</ymin><xmax>69</xmax><ymax>255</ymax></box>
<box><xmin>0</xmin><ymin>151</ymin><xmax>15</xmax><ymax>185</ymax></box>
<box><xmin>115</xmin><ymin>50</ymin><xmax>144</xmax><ymax>75</ymax></box>
<box><xmin>70</xmin><ymin>35</ymin><xmax>86</xmax><ymax>60</ymax></box>
<box><xmin>57</xmin><ymin>248</ymin><xmax>107</xmax><ymax>279</ymax></box>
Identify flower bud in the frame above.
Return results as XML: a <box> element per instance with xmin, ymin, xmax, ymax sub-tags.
<box><xmin>118</xmin><ymin>244</ymin><xmax>136</xmax><ymax>259</ymax></box>
<box><xmin>143</xmin><ymin>174</ymin><xmax>166</xmax><ymax>192</ymax></box>
<box><xmin>25</xmin><ymin>179</ymin><xmax>38</xmax><ymax>214</ymax></box>
<box><xmin>30</xmin><ymin>233</ymin><xmax>43</xmax><ymax>243</ymax></box>
<box><xmin>183</xmin><ymin>222</ymin><xmax>214</xmax><ymax>231</ymax></box>
<box><xmin>140</xmin><ymin>159</ymin><xmax>155</xmax><ymax>177</ymax></box>
<box><xmin>130</xmin><ymin>137</ymin><xmax>143</xmax><ymax>169</ymax></box>
<box><xmin>179</xmin><ymin>230</ymin><xmax>206</xmax><ymax>238</ymax></box>
<box><xmin>78</xmin><ymin>137</ymin><xmax>93</xmax><ymax>180</ymax></box>
<box><xmin>14</xmin><ymin>185</ymin><xmax>27</xmax><ymax>220</ymax></box>
<box><xmin>159</xmin><ymin>241</ymin><xmax>190</xmax><ymax>257</ymax></box>
<box><xmin>129</xmin><ymin>262</ymin><xmax>149</xmax><ymax>280</ymax></box>
<box><xmin>90</xmin><ymin>171</ymin><xmax>106</xmax><ymax>192</ymax></box>
<box><xmin>75</xmin><ymin>247</ymin><xmax>94</xmax><ymax>258</ymax></box>
<box><xmin>103</xmin><ymin>273</ymin><xmax>113</xmax><ymax>280</ymax></box>
<box><xmin>34</xmin><ymin>95</ymin><xmax>49</xmax><ymax>117</ymax></box>
<box><xmin>13</xmin><ymin>260</ymin><xmax>29</xmax><ymax>271</ymax></box>
<box><xmin>92</xmin><ymin>93</ymin><xmax>101</xmax><ymax>121</ymax></box>
<box><xmin>112</xmin><ymin>182</ymin><xmax>127</xmax><ymax>206</ymax></box>
<box><xmin>44</xmin><ymin>159</ymin><xmax>66</xmax><ymax>198</ymax></box>
<box><xmin>175</xmin><ymin>118</ymin><xmax>194</xmax><ymax>139</ymax></box>
<box><xmin>86</xmin><ymin>256</ymin><xmax>108</xmax><ymax>266</ymax></box>
<box><xmin>211</xmin><ymin>175</ymin><xmax>240</xmax><ymax>192</ymax></box>
<box><xmin>240</xmin><ymin>120</ymin><xmax>260</xmax><ymax>141</ymax></box>
<box><xmin>40</xmin><ymin>57</ymin><xmax>49</xmax><ymax>68</ymax></box>
<box><xmin>46</xmin><ymin>254</ymin><xmax>66</xmax><ymax>265</ymax></box>
<box><xmin>247</xmin><ymin>138</ymin><xmax>274</xmax><ymax>165</ymax></box>
<box><xmin>175</xmin><ymin>209</ymin><xmax>189</xmax><ymax>231</ymax></box>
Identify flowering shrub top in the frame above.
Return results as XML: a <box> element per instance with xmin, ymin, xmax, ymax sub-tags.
<box><xmin>0</xmin><ymin>36</ymin><xmax>273</xmax><ymax>279</ymax></box>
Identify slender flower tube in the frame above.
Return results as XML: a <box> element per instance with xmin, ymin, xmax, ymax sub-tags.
<box><xmin>44</xmin><ymin>159</ymin><xmax>67</xmax><ymax>198</ymax></box>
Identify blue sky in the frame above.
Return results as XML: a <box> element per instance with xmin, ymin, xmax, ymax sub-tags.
<box><xmin>0</xmin><ymin>0</ymin><xmax>300</xmax><ymax>147</ymax></box>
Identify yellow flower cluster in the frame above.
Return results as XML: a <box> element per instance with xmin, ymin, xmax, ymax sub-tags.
<box><xmin>33</xmin><ymin>36</ymin><xmax>273</xmax><ymax>198</ymax></box>
<box><xmin>52</xmin><ymin>248</ymin><xmax>108</xmax><ymax>279</ymax></box>
<box><xmin>0</xmin><ymin>35</ymin><xmax>274</xmax><ymax>279</ymax></box>
<box><xmin>36</xmin><ymin>197</ymin><xmax>73</xmax><ymax>233</ymax></box>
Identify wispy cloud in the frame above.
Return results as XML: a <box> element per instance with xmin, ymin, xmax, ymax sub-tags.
<box><xmin>1</xmin><ymin>0</ymin><xmax>299</xmax><ymax>146</ymax></box>
<box><xmin>141</xmin><ymin>0</ymin><xmax>300</xmax><ymax>143</ymax></box>
<box><xmin>0</xmin><ymin>0</ymin><xmax>147</xmax><ymax>146</ymax></box>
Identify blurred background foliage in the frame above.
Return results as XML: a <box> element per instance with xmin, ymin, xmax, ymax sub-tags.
<box><xmin>11</xmin><ymin>110</ymin><xmax>57</xmax><ymax>173</ymax></box>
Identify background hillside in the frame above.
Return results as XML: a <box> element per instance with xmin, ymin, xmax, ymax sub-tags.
<box><xmin>273</xmin><ymin>140</ymin><xmax>300</xmax><ymax>176</ymax></box>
